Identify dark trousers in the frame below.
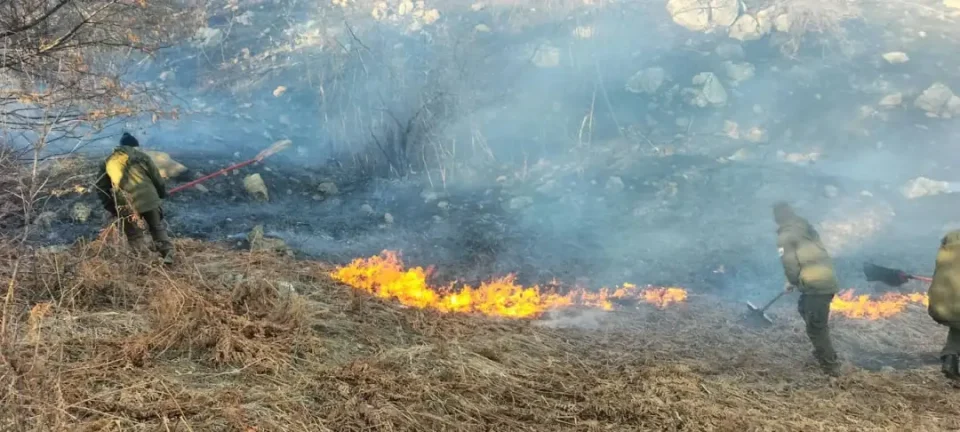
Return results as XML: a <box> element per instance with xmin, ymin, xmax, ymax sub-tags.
<box><xmin>119</xmin><ymin>208</ymin><xmax>173</xmax><ymax>254</ymax></box>
<box><xmin>798</xmin><ymin>293</ymin><xmax>839</xmax><ymax>367</ymax></box>
<box><xmin>942</xmin><ymin>324</ymin><xmax>960</xmax><ymax>358</ymax></box>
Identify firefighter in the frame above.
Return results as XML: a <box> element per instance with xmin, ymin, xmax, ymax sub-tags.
<box><xmin>773</xmin><ymin>202</ymin><xmax>841</xmax><ymax>377</ymax></box>
<box><xmin>928</xmin><ymin>230</ymin><xmax>960</xmax><ymax>380</ymax></box>
<box><xmin>95</xmin><ymin>132</ymin><xmax>175</xmax><ymax>264</ymax></box>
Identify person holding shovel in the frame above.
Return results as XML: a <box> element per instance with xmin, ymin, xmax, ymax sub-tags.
<box><xmin>773</xmin><ymin>202</ymin><xmax>841</xmax><ymax>377</ymax></box>
<box><xmin>94</xmin><ymin>132</ymin><xmax>175</xmax><ymax>265</ymax></box>
<box><xmin>927</xmin><ymin>230</ymin><xmax>960</xmax><ymax>380</ymax></box>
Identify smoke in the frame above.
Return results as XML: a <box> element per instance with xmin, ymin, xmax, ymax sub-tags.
<box><xmin>46</xmin><ymin>1</ymin><xmax>960</xmax><ymax>307</ymax></box>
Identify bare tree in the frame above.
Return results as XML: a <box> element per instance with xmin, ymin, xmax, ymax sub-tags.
<box><xmin>0</xmin><ymin>0</ymin><xmax>202</xmax><ymax>154</ymax></box>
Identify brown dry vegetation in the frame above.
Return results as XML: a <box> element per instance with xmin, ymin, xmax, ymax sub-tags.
<box><xmin>0</xmin><ymin>233</ymin><xmax>956</xmax><ymax>431</ymax></box>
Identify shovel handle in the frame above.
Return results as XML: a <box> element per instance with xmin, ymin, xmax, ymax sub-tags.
<box><xmin>909</xmin><ymin>275</ymin><xmax>933</xmax><ymax>283</ymax></box>
<box><xmin>759</xmin><ymin>290</ymin><xmax>788</xmax><ymax>312</ymax></box>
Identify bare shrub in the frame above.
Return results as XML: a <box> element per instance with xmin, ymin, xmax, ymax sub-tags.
<box><xmin>774</xmin><ymin>0</ymin><xmax>862</xmax><ymax>56</ymax></box>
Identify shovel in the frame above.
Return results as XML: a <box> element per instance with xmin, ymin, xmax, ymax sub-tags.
<box><xmin>745</xmin><ymin>290</ymin><xmax>788</xmax><ymax>326</ymax></box>
<box><xmin>863</xmin><ymin>262</ymin><xmax>932</xmax><ymax>288</ymax></box>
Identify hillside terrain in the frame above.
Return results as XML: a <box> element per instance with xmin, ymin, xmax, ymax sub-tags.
<box><xmin>4</xmin><ymin>0</ymin><xmax>960</xmax><ymax>430</ymax></box>
<box><xmin>1</xmin><ymin>238</ymin><xmax>958</xmax><ymax>431</ymax></box>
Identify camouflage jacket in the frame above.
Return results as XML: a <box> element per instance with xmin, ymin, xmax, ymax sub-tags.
<box><xmin>95</xmin><ymin>146</ymin><xmax>167</xmax><ymax>214</ymax></box>
<box><xmin>930</xmin><ymin>231</ymin><xmax>960</xmax><ymax>323</ymax></box>
<box><xmin>776</xmin><ymin>216</ymin><xmax>839</xmax><ymax>295</ymax></box>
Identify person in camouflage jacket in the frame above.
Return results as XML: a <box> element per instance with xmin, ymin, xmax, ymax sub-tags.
<box><xmin>928</xmin><ymin>230</ymin><xmax>960</xmax><ymax>380</ymax></box>
<box><xmin>774</xmin><ymin>202</ymin><xmax>841</xmax><ymax>377</ymax></box>
<box><xmin>95</xmin><ymin>132</ymin><xmax>175</xmax><ymax>264</ymax></box>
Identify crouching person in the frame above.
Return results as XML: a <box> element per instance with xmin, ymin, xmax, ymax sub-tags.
<box><xmin>929</xmin><ymin>231</ymin><xmax>960</xmax><ymax>380</ymax></box>
<box><xmin>94</xmin><ymin>132</ymin><xmax>175</xmax><ymax>265</ymax></box>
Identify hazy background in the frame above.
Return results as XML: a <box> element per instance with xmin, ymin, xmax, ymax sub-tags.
<box><xmin>31</xmin><ymin>0</ymin><xmax>960</xmax><ymax>302</ymax></box>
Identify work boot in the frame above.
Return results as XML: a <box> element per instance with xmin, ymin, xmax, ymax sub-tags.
<box><xmin>159</xmin><ymin>248</ymin><xmax>175</xmax><ymax>266</ymax></box>
<box><xmin>818</xmin><ymin>355</ymin><xmax>842</xmax><ymax>377</ymax></box>
<box><xmin>941</xmin><ymin>354</ymin><xmax>960</xmax><ymax>380</ymax></box>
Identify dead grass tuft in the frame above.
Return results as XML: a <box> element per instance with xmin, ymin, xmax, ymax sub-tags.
<box><xmin>0</xmin><ymin>237</ymin><xmax>959</xmax><ymax>430</ymax></box>
<box><xmin>774</xmin><ymin>0</ymin><xmax>862</xmax><ymax>56</ymax></box>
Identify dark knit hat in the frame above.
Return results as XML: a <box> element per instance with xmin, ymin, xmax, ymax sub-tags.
<box><xmin>119</xmin><ymin>132</ymin><xmax>139</xmax><ymax>147</ymax></box>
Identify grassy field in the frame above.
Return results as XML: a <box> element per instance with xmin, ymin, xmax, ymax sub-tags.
<box><xmin>0</xmin><ymin>236</ymin><xmax>957</xmax><ymax>431</ymax></box>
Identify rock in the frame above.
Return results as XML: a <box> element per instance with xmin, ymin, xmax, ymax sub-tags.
<box><xmin>421</xmin><ymin>190</ymin><xmax>439</xmax><ymax>203</ymax></box>
<box><xmin>605</xmin><ymin>176</ymin><xmax>625</xmax><ymax>192</ymax></box>
<box><xmin>243</xmin><ymin>173</ymin><xmax>269</xmax><ymax>201</ymax></box>
<box><xmin>880</xmin><ymin>366</ymin><xmax>895</xmax><ymax>373</ymax></box>
<box><xmin>437</xmin><ymin>201</ymin><xmax>450</xmax><ymax>210</ymax></box>
<box><xmin>144</xmin><ymin>151</ymin><xmax>188</xmax><ymax>180</ymax></box>
<box><xmin>625</xmin><ymin>67</ymin><xmax>667</xmax><ymax>94</ymax></box>
<box><xmin>773</xmin><ymin>14</ymin><xmax>791</xmax><ymax>32</ymax></box>
<box><xmin>159</xmin><ymin>70</ymin><xmax>175</xmax><ymax>81</ymax></box>
<box><xmin>360</xmin><ymin>204</ymin><xmax>374</xmax><ymax>215</ymax></box>
<box><xmin>687</xmin><ymin>72</ymin><xmax>728</xmax><ymax>107</ymax></box>
<box><xmin>728</xmin><ymin>14</ymin><xmax>765</xmax><ymax>41</ymax></box>
<box><xmin>878</xmin><ymin>93</ymin><xmax>903</xmax><ymax>108</ymax></box>
<box><xmin>824</xmin><ymin>185</ymin><xmax>839</xmax><ymax>198</ymax></box>
<box><xmin>744</xmin><ymin>127</ymin><xmax>767</xmax><ymax>143</ymax></box>
<box><xmin>192</xmin><ymin>27</ymin><xmax>223</xmax><ymax>48</ymax></box>
<box><xmin>311</xmin><ymin>194</ymin><xmax>324</xmax><ymax>201</ymax></box>
<box><xmin>507</xmin><ymin>196</ymin><xmax>533</xmax><ymax>211</ymax></box>
<box><xmin>666</xmin><ymin>0</ymin><xmax>739</xmax><ymax>32</ymax></box>
<box><xmin>728</xmin><ymin>148</ymin><xmax>750</xmax><ymax>161</ymax></box>
<box><xmin>71</xmin><ymin>202</ymin><xmax>91</xmax><ymax>223</ymax></box>
<box><xmin>715</xmin><ymin>42</ymin><xmax>745</xmax><ymax>59</ymax></box>
<box><xmin>723</xmin><ymin>120</ymin><xmax>739</xmax><ymax>138</ymax></box>
<box><xmin>948</xmin><ymin>96</ymin><xmax>960</xmax><ymax>116</ymax></box>
<box><xmin>384</xmin><ymin>213</ymin><xmax>394</xmax><ymax>224</ymax></box>
<box><xmin>273</xmin><ymin>86</ymin><xmax>287</xmax><ymax>97</ymax></box>
<box><xmin>882</xmin><ymin>51</ymin><xmax>909</xmax><ymax>64</ymax></box>
<box><xmin>901</xmin><ymin>177</ymin><xmax>952</xmax><ymax>199</ymax></box>
<box><xmin>914</xmin><ymin>82</ymin><xmax>956</xmax><ymax>115</ymax></box>
<box><xmin>532</xmin><ymin>44</ymin><xmax>561</xmax><ymax>68</ymax></box>
<box><xmin>723</xmin><ymin>61</ymin><xmax>755</xmax><ymax>83</ymax></box>
<box><xmin>317</xmin><ymin>181</ymin><xmax>339</xmax><ymax>195</ymax></box>
<box><xmin>475</xmin><ymin>24</ymin><xmax>491</xmax><ymax>32</ymax></box>
<box><xmin>755</xmin><ymin>7</ymin><xmax>774</xmax><ymax>34</ymax></box>
<box><xmin>247</xmin><ymin>225</ymin><xmax>289</xmax><ymax>253</ymax></box>
<box><xmin>34</xmin><ymin>211</ymin><xmax>57</xmax><ymax>229</ymax></box>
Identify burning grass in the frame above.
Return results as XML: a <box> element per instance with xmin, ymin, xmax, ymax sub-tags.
<box><xmin>0</xmin><ymin>238</ymin><xmax>958</xmax><ymax>431</ymax></box>
<box><xmin>331</xmin><ymin>251</ymin><xmax>688</xmax><ymax>318</ymax></box>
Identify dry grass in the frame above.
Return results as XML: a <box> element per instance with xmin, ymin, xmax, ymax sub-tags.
<box><xmin>773</xmin><ymin>0</ymin><xmax>862</xmax><ymax>56</ymax></box>
<box><xmin>0</xmin><ymin>236</ymin><xmax>958</xmax><ymax>431</ymax></box>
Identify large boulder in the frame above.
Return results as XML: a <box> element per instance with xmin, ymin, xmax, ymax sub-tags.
<box><xmin>666</xmin><ymin>0</ymin><xmax>740</xmax><ymax>32</ymax></box>
<box><xmin>728</xmin><ymin>14</ymin><xmax>767</xmax><ymax>41</ymax></box>
<box><xmin>914</xmin><ymin>82</ymin><xmax>960</xmax><ymax>117</ymax></box>
<box><xmin>144</xmin><ymin>151</ymin><xmax>188</xmax><ymax>180</ymax></box>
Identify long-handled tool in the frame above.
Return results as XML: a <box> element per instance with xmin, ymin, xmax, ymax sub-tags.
<box><xmin>863</xmin><ymin>262</ymin><xmax>932</xmax><ymax>287</ymax></box>
<box><xmin>168</xmin><ymin>139</ymin><xmax>292</xmax><ymax>195</ymax></box>
<box><xmin>745</xmin><ymin>290</ymin><xmax>788</xmax><ymax>326</ymax></box>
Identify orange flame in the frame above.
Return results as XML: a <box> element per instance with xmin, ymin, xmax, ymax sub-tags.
<box><xmin>330</xmin><ymin>251</ymin><xmax>687</xmax><ymax>319</ymax></box>
<box><xmin>830</xmin><ymin>289</ymin><xmax>929</xmax><ymax>320</ymax></box>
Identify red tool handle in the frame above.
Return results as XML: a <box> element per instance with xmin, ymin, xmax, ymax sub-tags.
<box><xmin>168</xmin><ymin>158</ymin><xmax>259</xmax><ymax>195</ymax></box>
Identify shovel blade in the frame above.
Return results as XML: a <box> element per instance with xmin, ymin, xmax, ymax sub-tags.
<box><xmin>863</xmin><ymin>262</ymin><xmax>908</xmax><ymax>287</ymax></box>
<box><xmin>744</xmin><ymin>301</ymin><xmax>775</xmax><ymax>326</ymax></box>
